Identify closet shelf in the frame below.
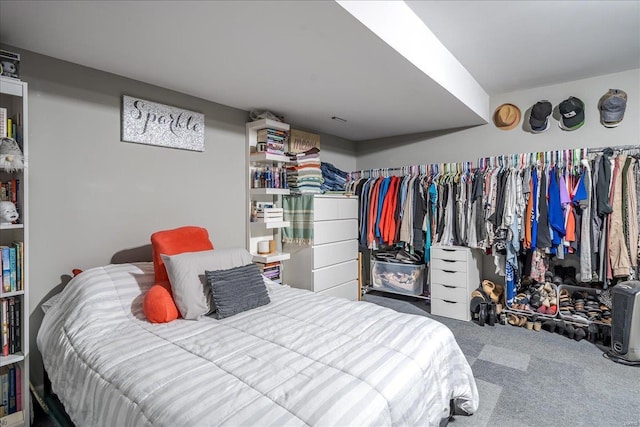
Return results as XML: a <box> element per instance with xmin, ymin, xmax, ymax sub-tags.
<box><xmin>250</xmin><ymin>220</ymin><xmax>290</xmax><ymax>229</ymax></box>
<box><xmin>251</xmin><ymin>252</ymin><xmax>290</xmax><ymax>263</ymax></box>
<box><xmin>250</xmin><ymin>188</ymin><xmax>290</xmax><ymax>196</ymax></box>
<box><xmin>0</xmin><ymin>223</ymin><xmax>23</xmax><ymax>230</ymax></box>
<box><xmin>0</xmin><ymin>352</ymin><xmax>25</xmax><ymax>368</ymax></box>
<box><xmin>250</xmin><ymin>152</ymin><xmax>290</xmax><ymax>164</ymax></box>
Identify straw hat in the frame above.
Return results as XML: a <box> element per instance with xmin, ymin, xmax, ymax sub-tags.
<box><xmin>493</xmin><ymin>103</ymin><xmax>521</xmax><ymax>130</ymax></box>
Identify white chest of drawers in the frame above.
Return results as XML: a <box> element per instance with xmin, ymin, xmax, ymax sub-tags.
<box><xmin>429</xmin><ymin>245</ymin><xmax>482</xmax><ymax>321</ymax></box>
<box><xmin>283</xmin><ymin>195</ymin><xmax>359</xmax><ymax>301</ymax></box>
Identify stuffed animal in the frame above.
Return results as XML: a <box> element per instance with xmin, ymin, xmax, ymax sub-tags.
<box><xmin>0</xmin><ymin>201</ymin><xmax>18</xmax><ymax>223</ymax></box>
<box><xmin>0</xmin><ymin>61</ymin><xmax>18</xmax><ymax>79</ymax></box>
<box><xmin>0</xmin><ymin>138</ymin><xmax>24</xmax><ymax>172</ymax></box>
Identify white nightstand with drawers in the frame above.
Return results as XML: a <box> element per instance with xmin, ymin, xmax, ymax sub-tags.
<box><xmin>282</xmin><ymin>195</ymin><xmax>359</xmax><ymax>301</ymax></box>
<box><xmin>429</xmin><ymin>245</ymin><xmax>482</xmax><ymax>321</ymax></box>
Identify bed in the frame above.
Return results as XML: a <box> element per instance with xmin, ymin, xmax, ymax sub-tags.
<box><xmin>37</xmin><ymin>262</ymin><xmax>479</xmax><ymax>427</ymax></box>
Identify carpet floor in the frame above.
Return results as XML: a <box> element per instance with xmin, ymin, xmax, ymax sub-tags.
<box><xmin>362</xmin><ymin>291</ymin><xmax>640</xmax><ymax>427</ymax></box>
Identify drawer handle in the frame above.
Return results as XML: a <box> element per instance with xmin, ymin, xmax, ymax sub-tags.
<box><xmin>443</xmin><ymin>269</ymin><xmax>456</xmax><ymax>273</ymax></box>
<box><xmin>442</xmin><ymin>248</ymin><xmax>455</xmax><ymax>252</ymax></box>
<box><xmin>443</xmin><ymin>285</ymin><xmax>455</xmax><ymax>289</ymax></box>
<box><xmin>442</xmin><ymin>259</ymin><xmax>455</xmax><ymax>263</ymax></box>
<box><xmin>443</xmin><ymin>299</ymin><xmax>457</xmax><ymax>304</ymax></box>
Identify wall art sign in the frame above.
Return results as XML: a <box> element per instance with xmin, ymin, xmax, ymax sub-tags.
<box><xmin>289</xmin><ymin>129</ymin><xmax>320</xmax><ymax>153</ymax></box>
<box><xmin>121</xmin><ymin>95</ymin><xmax>204</xmax><ymax>151</ymax></box>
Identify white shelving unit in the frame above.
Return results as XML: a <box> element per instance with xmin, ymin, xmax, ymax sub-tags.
<box><xmin>0</xmin><ymin>76</ymin><xmax>29</xmax><ymax>427</ymax></box>
<box><xmin>245</xmin><ymin>119</ymin><xmax>292</xmax><ymax>265</ymax></box>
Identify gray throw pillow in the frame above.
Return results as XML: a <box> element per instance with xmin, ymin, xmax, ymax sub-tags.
<box><xmin>161</xmin><ymin>248</ymin><xmax>254</xmax><ymax>320</ymax></box>
<box><xmin>205</xmin><ymin>263</ymin><xmax>270</xmax><ymax>319</ymax></box>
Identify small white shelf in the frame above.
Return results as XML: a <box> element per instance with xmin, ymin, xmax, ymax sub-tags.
<box><xmin>251</xmin><ymin>220</ymin><xmax>290</xmax><ymax>229</ymax></box>
<box><xmin>0</xmin><ymin>76</ymin><xmax>24</xmax><ymax>97</ymax></box>
<box><xmin>0</xmin><ymin>224</ymin><xmax>23</xmax><ymax>230</ymax></box>
<box><xmin>250</xmin><ymin>152</ymin><xmax>290</xmax><ymax>164</ymax></box>
<box><xmin>251</xmin><ymin>252</ymin><xmax>291</xmax><ymax>263</ymax></box>
<box><xmin>250</xmin><ymin>188</ymin><xmax>290</xmax><ymax>196</ymax></box>
<box><xmin>0</xmin><ymin>352</ymin><xmax>25</xmax><ymax>368</ymax></box>
<box><xmin>0</xmin><ymin>290</ymin><xmax>24</xmax><ymax>298</ymax></box>
<box><xmin>246</xmin><ymin>118</ymin><xmax>290</xmax><ymax>132</ymax></box>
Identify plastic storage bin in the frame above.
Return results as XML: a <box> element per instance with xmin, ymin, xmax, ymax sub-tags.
<box><xmin>371</xmin><ymin>260</ymin><xmax>425</xmax><ymax>296</ymax></box>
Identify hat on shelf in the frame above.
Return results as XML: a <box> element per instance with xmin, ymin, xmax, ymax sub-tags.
<box><xmin>558</xmin><ymin>96</ymin><xmax>585</xmax><ymax>131</ymax></box>
<box><xmin>529</xmin><ymin>100</ymin><xmax>553</xmax><ymax>133</ymax></box>
<box><xmin>493</xmin><ymin>103</ymin><xmax>521</xmax><ymax>130</ymax></box>
<box><xmin>598</xmin><ymin>89</ymin><xmax>627</xmax><ymax>128</ymax></box>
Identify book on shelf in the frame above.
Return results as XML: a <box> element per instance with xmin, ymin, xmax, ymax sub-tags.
<box><xmin>257</xmin><ymin>128</ymin><xmax>288</xmax><ymax>154</ymax></box>
<box><xmin>14</xmin><ymin>364</ymin><xmax>20</xmax><ymax>412</ymax></box>
<box><xmin>11</xmin><ymin>244</ymin><xmax>19</xmax><ymax>292</ymax></box>
<box><xmin>7</xmin><ymin>249</ymin><xmax>15</xmax><ymax>294</ymax></box>
<box><xmin>0</xmin><ymin>366</ymin><xmax>7</xmax><ymax>417</ymax></box>
<box><xmin>256</xmin><ymin>260</ymin><xmax>281</xmax><ymax>280</ymax></box>
<box><xmin>7</xmin><ymin>365</ymin><xmax>14</xmax><ymax>415</ymax></box>
<box><xmin>12</xmin><ymin>299</ymin><xmax>19</xmax><ymax>354</ymax></box>
<box><xmin>7</xmin><ymin>300</ymin><xmax>13</xmax><ymax>355</ymax></box>
<box><xmin>0</xmin><ymin>109</ymin><xmax>5</xmax><ymax>139</ymax></box>
<box><xmin>0</xmin><ymin>248</ymin><xmax>9</xmax><ymax>294</ymax></box>
<box><xmin>257</xmin><ymin>128</ymin><xmax>288</xmax><ymax>140</ymax></box>
<box><xmin>0</xmin><ymin>300</ymin><xmax>7</xmax><ymax>357</ymax></box>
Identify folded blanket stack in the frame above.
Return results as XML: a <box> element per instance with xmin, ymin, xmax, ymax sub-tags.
<box><xmin>321</xmin><ymin>162</ymin><xmax>348</xmax><ymax>192</ymax></box>
<box><xmin>286</xmin><ymin>147</ymin><xmax>323</xmax><ymax>194</ymax></box>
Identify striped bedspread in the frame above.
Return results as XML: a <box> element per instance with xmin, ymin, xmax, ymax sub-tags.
<box><xmin>37</xmin><ymin>263</ymin><xmax>478</xmax><ymax>427</ymax></box>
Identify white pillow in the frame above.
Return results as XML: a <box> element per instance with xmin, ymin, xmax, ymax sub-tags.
<box><xmin>161</xmin><ymin>248</ymin><xmax>253</xmax><ymax>320</ymax></box>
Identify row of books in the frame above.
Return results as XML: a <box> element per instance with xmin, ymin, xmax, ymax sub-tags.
<box><xmin>257</xmin><ymin>261</ymin><xmax>281</xmax><ymax>282</ymax></box>
<box><xmin>1</xmin><ymin>244</ymin><xmax>24</xmax><ymax>293</ymax></box>
<box><xmin>0</xmin><ymin>363</ymin><xmax>21</xmax><ymax>417</ymax></box>
<box><xmin>1</xmin><ymin>297</ymin><xmax>21</xmax><ymax>357</ymax></box>
<box><xmin>257</xmin><ymin>128</ymin><xmax>288</xmax><ymax>155</ymax></box>
<box><xmin>0</xmin><ymin>179</ymin><xmax>19</xmax><ymax>206</ymax></box>
<box><xmin>0</xmin><ymin>108</ymin><xmax>22</xmax><ymax>145</ymax></box>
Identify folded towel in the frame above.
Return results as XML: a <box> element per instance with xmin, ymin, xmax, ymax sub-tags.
<box><xmin>283</xmin><ymin>195</ymin><xmax>315</xmax><ymax>245</ymax></box>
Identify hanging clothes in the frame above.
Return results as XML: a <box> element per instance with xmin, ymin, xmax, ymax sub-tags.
<box><xmin>348</xmin><ymin>146</ymin><xmax>640</xmax><ymax>285</ymax></box>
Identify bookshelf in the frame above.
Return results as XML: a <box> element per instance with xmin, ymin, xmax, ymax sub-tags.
<box><xmin>0</xmin><ymin>76</ymin><xmax>28</xmax><ymax>426</ymax></box>
<box><xmin>246</xmin><ymin>119</ymin><xmax>292</xmax><ymax>281</ymax></box>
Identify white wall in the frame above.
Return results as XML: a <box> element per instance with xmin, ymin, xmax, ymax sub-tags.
<box><xmin>356</xmin><ymin>68</ymin><xmax>640</xmax><ymax>169</ymax></box>
<box><xmin>9</xmin><ymin>47</ymin><xmax>356</xmax><ymax>386</ymax></box>
<box><xmin>355</xmin><ymin>67</ymin><xmax>639</xmax><ymax>287</ymax></box>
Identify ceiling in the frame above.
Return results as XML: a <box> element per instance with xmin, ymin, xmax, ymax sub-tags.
<box><xmin>0</xmin><ymin>1</ymin><xmax>638</xmax><ymax>142</ymax></box>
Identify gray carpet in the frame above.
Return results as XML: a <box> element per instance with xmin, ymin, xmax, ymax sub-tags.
<box><xmin>363</xmin><ymin>291</ymin><xmax>640</xmax><ymax>427</ymax></box>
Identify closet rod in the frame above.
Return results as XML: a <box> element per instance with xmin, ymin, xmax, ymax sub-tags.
<box><xmin>587</xmin><ymin>144</ymin><xmax>640</xmax><ymax>154</ymax></box>
<box><xmin>349</xmin><ymin>162</ymin><xmax>472</xmax><ymax>176</ymax></box>
<box><xmin>348</xmin><ymin>144</ymin><xmax>638</xmax><ymax>178</ymax></box>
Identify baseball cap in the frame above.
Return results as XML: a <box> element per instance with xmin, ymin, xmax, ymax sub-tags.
<box><xmin>529</xmin><ymin>100</ymin><xmax>552</xmax><ymax>133</ymax></box>
<box><xmin>558</xmin><ymin>96</ymin><xmax>585</xmax><ymax>131</ymax></box>
<box><xmin>599</xmin><ymin>89</ymin><xmax>627</xmax><ymax>128</ymax></box>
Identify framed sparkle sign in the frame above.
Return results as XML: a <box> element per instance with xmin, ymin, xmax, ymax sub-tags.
<box><xmin>121</xmin><ymin>95</ymin><xmax>204</xmax><ymax>151</ymax></box>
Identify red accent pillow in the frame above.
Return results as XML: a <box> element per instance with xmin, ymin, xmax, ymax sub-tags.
<box><xmin>151</xmin><ymin>226</ymin><xmax>214</xmax><ymax>283</ymax></box>
<box><xmin>143</xmin><ymin>226</ymin><xmax>214</xmax><ymax>323</ymax></box>
<box><xmin>143</xmin><ymin>282</ymin><xmax>179</xmax><ymax>323</ymax></box>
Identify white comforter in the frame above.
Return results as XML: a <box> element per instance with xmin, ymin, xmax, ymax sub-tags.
<box><xmin>38</xmin><ymin>263</ymin><xmax>478</xmax><ymax>427</ymax></box>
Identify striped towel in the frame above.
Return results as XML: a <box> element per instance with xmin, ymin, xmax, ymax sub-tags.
<box><xmin>283</xmin><ymin>195</ymin><xmax>314</xmax><ymax>244</ymax></box>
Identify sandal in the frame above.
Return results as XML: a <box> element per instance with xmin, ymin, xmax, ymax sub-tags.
<box><xmin>508</xmin><ymin>314</ymin><xmax>519</xmax><ymax>326</ymax></box>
